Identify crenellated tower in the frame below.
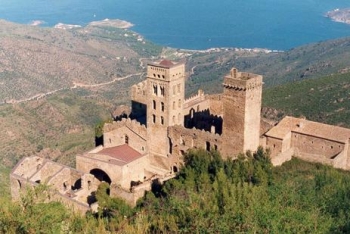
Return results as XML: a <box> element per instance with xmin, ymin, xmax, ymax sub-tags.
<box><xmin>221</xmin><ymin>68</ymin><xmax>263</xmax><ymax>158</ymax></box>
<box><xmin>146</xmin><ymin>60</ymin><xmax>185</xmax><ymax>169</ymax></box>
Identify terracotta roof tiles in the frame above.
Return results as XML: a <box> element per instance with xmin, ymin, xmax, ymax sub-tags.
<box><xmin>97</xmin><ymin>144</ymin><xmax>143</xmax><ymax>165</ymax></box>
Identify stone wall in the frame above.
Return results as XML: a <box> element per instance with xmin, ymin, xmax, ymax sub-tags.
<box><xmin>76</xmin><ymin>155</ymin><xmax>123</xmax><ymax>186</ymax></box>
<box><xmin>104</xmin><ymin>118</ymin><xmax>147</xmax><ymax>154</ymax></box>
<box><xmin>11</xmin><ymin>156</ymin><xmax>44</xmax><ymax>179</ymax></box>
<box><xmin>121</xmin><ymin>154</ymin><xmax>149</xmax><ymax>187</ymax></box>
<box><xmin>183</xmin><ymin>89</ymin><xmax>209</xmax><ymax>112</ymax></box>
<box><xmin>131</xmin><ymin>80</ymin><xmax>147</xmax><ymax>105</ymax></box>
<box><xmin>291</xmin><ymin>132</ymin><xmax>345</xmax><ymax>159</ymax></box>
<box><xmin>207</xmin><ymin>94</ymin><xmax>224</xmax><ymax>116</ymax></box>
<box><xmin>168</xmin><ymin>125</ymin><xmax>222</xmax><ymax>162</ymax></box>
<box><xmin>221</xmin><ymin>68</ymin><xmax>263</xmax><ymax>157</ymax></box>
<box><xmin>30</xmin><ymin>162</ymin><xmax>63</xmax><ymax>183</ymax></box>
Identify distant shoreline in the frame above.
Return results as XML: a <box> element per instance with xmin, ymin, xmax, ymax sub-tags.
<box><xmin>326</xmin><ymin>8</ymin><xmax>350</xmax><ymax>25</ymax></box>
<box><xmin>51</xmin><ymin>18</ymin><xmax>134</xmax><ymax>30</ymax></box>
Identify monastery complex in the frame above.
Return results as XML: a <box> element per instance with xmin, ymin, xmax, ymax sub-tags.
<box><xmin>10</xmin><ymin>60</ymin><xmax>350</xmax><ymax>213</ymax></box>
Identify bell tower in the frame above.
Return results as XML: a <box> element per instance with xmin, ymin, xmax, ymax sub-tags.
<box><xmin>221</xmin><ymin>68</ymin><xmax>263</xmax><ymax>158</ymax></box>
<box><xmin>146</xmin><ymin>60</ymin><xmax>185</xmax><ymax>169</ymax></box>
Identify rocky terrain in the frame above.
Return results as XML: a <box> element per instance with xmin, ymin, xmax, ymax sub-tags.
<box><xmin>326</xmin><ymin>8</ymin><xmax>350</xmax><ymax>24</ymax></box>
<box><xmin>0</xmin><ymin>19</ymin><xmax>158</xmax><ymax>103</ymax></box>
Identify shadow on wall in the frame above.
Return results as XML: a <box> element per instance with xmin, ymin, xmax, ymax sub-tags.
<box><xmin>90</xmin><ymin>168</ymin><xmax>112</xmax><ymax>184</ymax></box>
<box><xmin>184</xmin><ymin>108</ymin><xmax>222</xmax><ymax>134</ymax></box>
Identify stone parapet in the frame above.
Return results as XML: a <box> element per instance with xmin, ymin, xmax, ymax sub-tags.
<box><xmin>104</xmin><ymin>118</ymin><xmax>147</xmax><ymax>140</ymax></box>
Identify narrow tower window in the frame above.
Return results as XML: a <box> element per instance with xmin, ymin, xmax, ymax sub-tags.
<box><xmin>161</xmin><ymin>116</ymin><xmax>164</xmax><ymax>125</ymax></box>
<box><xmin>160</xmin><ymin>86</ymin><xmax>165</xmax><ymax>96</ymax></box>
<box><xmin>161</xmin><ymin>102</ymin><xmax>165</xmax><ymax>112</ymax></box>
<box><xmin>153</xmin><ymin>100</ymin><xmax>156</xmax><ymax>110</ymax></box>
<box><xmin>125</xmin><ymin>135</ymin><xmax>129</xmax><ymax>144</ymax></box>
<box><xmin>153</xmin><ymin>85</ymin><xmax>158</xmax><ymax>95</ymax></box>
<box><xmin>153</xmin><ymin>114</ymin><xmax>156</xmax><ymax>123</ymax></box>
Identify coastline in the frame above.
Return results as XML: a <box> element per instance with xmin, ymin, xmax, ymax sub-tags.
<box><xmin>326</xmin><ymin>8</ymin><xmax>350</xmax><ymax>25</ymax></box>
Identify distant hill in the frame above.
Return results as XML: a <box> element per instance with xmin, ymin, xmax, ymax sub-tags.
<box><xmin>263</xmin><ymin>72</ymin><xmax>350</xmax><ymax>128</ymax></box>
<box><xmin>0</xmin><ymin>20</ymin><xmax>161</xmax><ymax>102</ymax></box>
<box><xmin>186</xmin><ymin>37</ymin><xmax>350</xmax><ymax>95</ymax></box>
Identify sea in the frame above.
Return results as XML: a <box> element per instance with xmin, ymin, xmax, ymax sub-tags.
<box><xmin>1</xmin><ymin>0</ymin><xmax>350</xmax><ymax>50</ymax></box>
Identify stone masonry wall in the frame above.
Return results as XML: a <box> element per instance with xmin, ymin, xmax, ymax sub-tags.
<box><xmin>104</xmin><ymin>118</ymin><xmax>147</xmax><ymax>154</ymax></box>
<box><xmin>168</xmin><ymin>125</ymin><xmax>222</xmax><ymax>163</ymax></box>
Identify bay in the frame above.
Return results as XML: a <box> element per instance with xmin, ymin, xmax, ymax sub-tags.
<box><xmin>1</xmin><ymin>0</ymin><xmax>350</xmax><ymax>50</ymax></box>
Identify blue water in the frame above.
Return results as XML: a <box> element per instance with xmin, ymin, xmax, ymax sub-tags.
<box><xmin>1</xmin><ymin>0</ymin><xmax>350</xmax><ymax>50</ymax></box>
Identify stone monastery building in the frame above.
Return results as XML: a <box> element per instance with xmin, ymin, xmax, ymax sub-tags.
<box><xmin>10</xmin><ymin>60</ymin><xmax>350</xmax><ymax>212</ymax></box>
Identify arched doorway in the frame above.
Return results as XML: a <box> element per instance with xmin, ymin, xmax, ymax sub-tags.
<box><xmin>90</xmin><ymin>168</ymin><xmax>112</xmax><ymax>184</ymax></box>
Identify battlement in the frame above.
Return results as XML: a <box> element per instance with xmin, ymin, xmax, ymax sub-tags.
<box><xmin>170</xmin><ymin>125</ymin><xmax>221</xmax><ymax>138</ymax></box>
<box><xmin>184</xmin><ymin>89</ymin><xmax>205</xmax><ymax>108</ymax></box>
<box><xmin>104</xmin><ymin>118</ymin><xmax>147</xmax><ymax>139</ymax></box>
<box><xmin>131</xmin><ymin>80</ymin><xmax>147</xmax><ymax>104</ymax></box>
<box><xmin>223</xmin><ymin>68</ymin><xmax>263</xmax><ymax>91</ymax></box>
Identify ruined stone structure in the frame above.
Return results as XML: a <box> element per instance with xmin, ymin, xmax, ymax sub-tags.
<box><xmin>11</xmin><ymin>59</ymin><xmax>350</xmax><ymax>212</ymax></box>
<box><xmin>263</xmin><ymin>116</ymin><xmax>350</xmax><ymax>169</ymax></box>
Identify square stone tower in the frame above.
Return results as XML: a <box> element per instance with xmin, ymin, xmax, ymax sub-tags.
<box><xmin>221</xmin><ymin>68</ymin><xmax>263</xmax><ymax>158</ymax></box>
<box><xmin>146</xmin><ymin>60</ymin><xmax>185</xmax><ymax>169</ymax></box>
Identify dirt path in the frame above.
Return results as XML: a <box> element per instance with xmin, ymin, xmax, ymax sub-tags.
<box><xmin>6</xmin><ymin>72</ymin><xmax>144</xmax><ymax>104</ymax></box>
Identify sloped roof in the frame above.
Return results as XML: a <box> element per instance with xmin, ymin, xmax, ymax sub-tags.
<box><xmin>159</xmin><ymin>59</ymin><xmax>174</xmax><ymax>67</ymax></box>
<box><xmin>265</xmin><ymin>116</ymin><xmax>350</xmax><ymax>143</ymax></box>
<box><xmin>96</xmin><ymin>144</ymin><xmax>143</xmax><ymax>165</ymax></box>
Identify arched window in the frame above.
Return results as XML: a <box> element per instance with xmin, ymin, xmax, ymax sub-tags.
<box><xmin>161</xmin><ymin>116</ymin><xmax>164</xmax><ymax>125</ymax></box>
<box><xmin>153</xmin><ymin>114</ymin><xmax>156</xmax><ymax>123</ymax></box>
<box><xmin>153</xmin><ymin>100</ymin><xmax>156</xmax><ymax>110</ymax></box>
<box><xmin>173</xmin><ymin>101</ymin><xmax>176</xmax><ymax>110</ymax></box>
<box><xmin>153</xmin><ymin>85</ymin><xmax>158</xmax><ymax>95</ymax></box>
<box><xmin>161</xmin><ymin>102</ymin><xmax>165</xmax><ymax>112</ymax></box>
<box><xmin>178</xmin><ymin>99</ymin><xmax>181</xmax><ymax>108</ymax></box>
<box><xmin>160</xmin><ymin>86</ymin><xmax>165</xmax><ymax>96</ymax></box>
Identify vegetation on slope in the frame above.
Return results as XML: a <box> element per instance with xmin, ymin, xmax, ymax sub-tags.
<box><xmin>263</xmin><ymin>72</ymin><xmax>350</xmax><ymax>127</ymax></box>
<box><xmin>2</xmin><ymin>149</ymin><xmax>350</xmax><ymax>233</ymax></box>
<box><xmin>185</xmin><ymin>37</ymin><xmax>350</xmax><ymax>96</ymax></box>
<box><xmin>0</xmin><ymin>90</ymin><xmax>116</xmax><ymax>168</ymax></box>
<box><xmin>0</xmin><ymin>20</ymin><xmax>161</xmax><ymax>102</ymax></box>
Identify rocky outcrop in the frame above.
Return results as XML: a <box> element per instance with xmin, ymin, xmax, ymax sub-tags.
<box><xmin>326</xmin><ymin>8</ymin><xmax>350</xmax><ymax>24</ymax></box>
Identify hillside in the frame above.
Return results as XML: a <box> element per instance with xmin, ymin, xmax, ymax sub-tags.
<box><xmin>0</xmin><ymin>19</ymin><xmax>161</xmax><ymax>102</ymax></box>
<box><xmin>187</xmin><ymin>37</ymin><xmax>350</xmax><ymax>95</ymax></box>
<box><xmin>263</xmin><ymin>72</ymin><xmax>350</xmax><ymax>128</ymax></box>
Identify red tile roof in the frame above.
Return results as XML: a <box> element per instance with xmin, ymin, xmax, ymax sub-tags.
<box><xmin>97</xmin><ymin>144</ymin><xmax>143</xmax><ymax>165</ymax></box>
<box><xmin>159</xmin><ymin>59</ymin><xmax>174</xmax><ymax>67</ymax></box>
